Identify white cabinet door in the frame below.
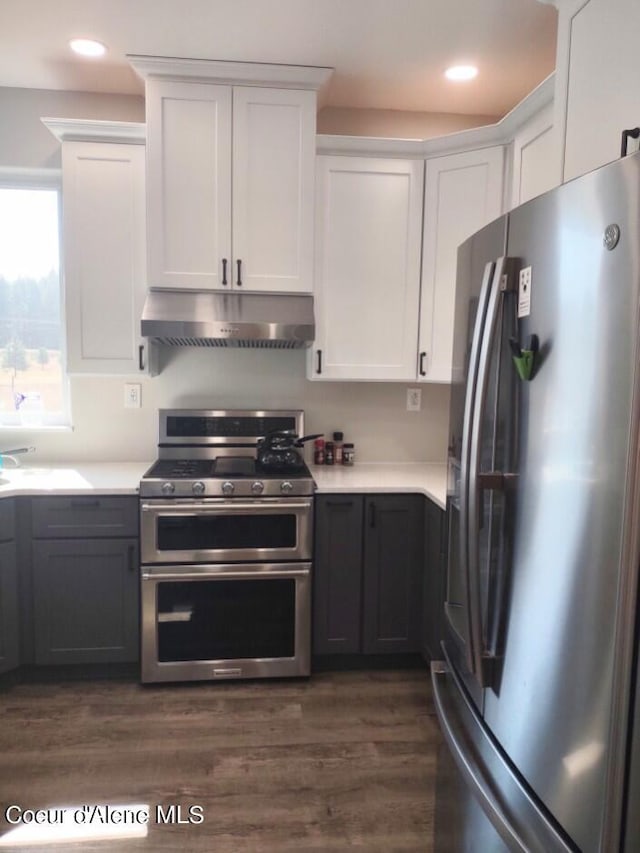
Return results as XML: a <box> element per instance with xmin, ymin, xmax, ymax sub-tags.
<box><xmin>509</xmin><ymin>103</ymin><xmax>556</xmax><ymax>209</ymax></box>
<box><xmin>310</xmin><ymin>156</ymin><xmax>423</xmax><ymax>381</ymax></box>
<box><xmin>558</xmin><ymin>0</ymin><xmax>640</xmax><ymax>181</ymax></box>
<box><xmin>418</xmin><ymin>146</ymin><xmax>504</xmax><ymax>383</ymax></box>
<box><xmin>232</xmin><ymin>87</ymin><xmax>315</xmax><ymax>293</ymax></box>
<box><xmin>62</xmin><ymin>141</ymin><xmax>150</xmax><ymax>375</ymax></box>
<box><xmin>145</xmin><ymin>81</ymin><xmax>315</xmax><ymax>293</ymax></box>
<box><xmin>145</xmin><ymin>80</ymin><xmax>232</xmax><ymax>290</ymax></box>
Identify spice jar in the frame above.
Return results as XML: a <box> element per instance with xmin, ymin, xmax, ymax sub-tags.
<box><xmin>332</xmin><ymin>431</ymin><xmax>344</xmax><ymax>465</ymax></box>
<box><xmin>324</xmin><ymin>440</ymin><xmax>335</xmax><ymax>465</ymax></box>
<box><xmin>313</xmin><ymin>438</ymin><xmax>325</xmax><ymax>466</ymax></box>
<box><xmin>342</xmin><ymin>443</ymin><xmax>355</xmax><ymax>465</ymax></box>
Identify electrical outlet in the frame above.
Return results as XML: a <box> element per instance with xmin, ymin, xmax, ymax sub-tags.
<box><xmin>124</xmin><ymin>383</ymin><xmax>141</xmax><ymax>409</ymax></box>
<box><xmin>406</xmin><ymin>388</ymin><xmax>421</xmax><ymax>412</ymax></box>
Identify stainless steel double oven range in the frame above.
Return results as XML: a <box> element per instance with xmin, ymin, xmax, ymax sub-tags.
<box><xmin>139</xmin><ymin>409</ymin><xmax>314</xmax><ymax>683</ymax></box>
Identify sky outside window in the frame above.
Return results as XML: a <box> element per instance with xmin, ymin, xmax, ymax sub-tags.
<box><xmin>0</xmin><ymin>188</ymin><xmax>59</xmax><ymax>280</ymax></box>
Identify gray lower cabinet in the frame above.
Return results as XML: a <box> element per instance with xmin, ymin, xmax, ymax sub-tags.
<box><xmin>0</xmin><ymin>538</ymin><xmax>19</xmax><ymax>675</ymax></box>
<box><xmin>421</xmin><ymin>501</ymin><xmax>447</xmax><ymax>661</ymax></box>
<box><xmin>313</xmin><ymin>495</ymin><xmax>364</xmax><ymax>654</ymax></box>
<box><xmin>313</xmin><ymin>493</ymin><xmax>424</xmax><ymax>655</ymax></box>
<box><xmin>362</xmin><ymin>494</ymin><xmax>424</xmax><ymax>653</ymax></box>
<box><xmin>31</xmin><ymin>495</ymin><xmax>139</xmax><ymax>665</ymax></box>
<box><xmin>0</xmin><ymin>500</ymin><xmax>18</xmax><ymax>675</ymax></box>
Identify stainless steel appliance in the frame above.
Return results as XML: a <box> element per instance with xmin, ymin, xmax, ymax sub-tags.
<box><xmin>140</xmin><ymin>409</ymin><xmax>315</xmax><ymax>684</ymax></box>
<box><xmin>432</xmin><ymin>151</ymin><xmax>640</xmax><ymax>852</ymax></box>
<box><xmin>140</xmin><ymin>289</ymin><xmax>315</xmax><ymax>348</ymax></box>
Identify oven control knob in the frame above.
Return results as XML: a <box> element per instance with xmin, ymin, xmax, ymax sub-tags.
<box><xmin>192</xmin><ymin>481</ymin><xmax>206</xmax><ymax>496</ymax></box>
<box><xmin>251</xmin><ymin>481</ymin><xmax>265</xmax><ymax>495</ymax></box>
<box><xmin>280</xmin><ymin>481</ymin><xmax>294</xmax><ymax>494</ymax></box>
<box><xmin>161</xmin><ymin>482</ymin><xmax>175</xmax><ymax>496</ymax></box>
<box><xmin>222</xmin><ymin>481</ymin><xmax>235</xmax><ymax>496</ymax></box>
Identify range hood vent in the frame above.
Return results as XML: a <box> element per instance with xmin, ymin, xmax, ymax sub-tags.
<box><xmin>141</xmin><ymin>290</ymin><xmax>315</xmax><ymax>349</ymax></box>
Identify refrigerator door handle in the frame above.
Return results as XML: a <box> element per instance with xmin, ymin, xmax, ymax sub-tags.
<box><xmin>431</xmin><ymin>659</ymin><xmax>575</xmax><ymax>853</ymax></box>
<box><xmin>457</xmin><ymin>260</ymin><xmax>496</xmax><ymax>669</ymax></box>
<box><xmin>467</xmin><ymin>256</ymin><xmax>518</xmax><ymax>687</ymax></box>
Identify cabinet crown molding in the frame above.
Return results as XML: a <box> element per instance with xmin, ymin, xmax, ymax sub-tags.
<box><xmin>127</xmin><ymin>55</ymin><xmax>333</xmax><ymax>93</ymax></box>
<box><xmin>317</xmin><ymin>73</ymin><xmax>554</xmax><ymax>158</ymax></box>
<box><xmin>41</xmin><ymin>118</ymin><xmax>146</xmax><ymax>145</ymax></box>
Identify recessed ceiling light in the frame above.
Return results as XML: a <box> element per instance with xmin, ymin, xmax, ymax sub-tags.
<box><xmin>445</xmin><ymin>65</ymin><xmax>478</xmax><ymax>82</ymax></box>
<box><xmin>69</xmin><ymin>38</ymin><xmax>107</xmax><ymax>58</ymax></box>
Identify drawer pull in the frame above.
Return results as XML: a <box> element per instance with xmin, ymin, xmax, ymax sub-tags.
<box><xmin>70</xmin><ymin>499</ymin><xmax>100</xmax><ymax>509</ymax></box>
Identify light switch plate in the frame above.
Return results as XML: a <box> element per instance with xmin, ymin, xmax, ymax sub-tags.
<box><xmin>406</xmin><ymin>388</ymin><xmax>421</xmax><ymax>412</ymax></box>
<box><xmin>124</xmin><ymin>383</ymin><xmax>141</xmax><ymax>409</ymax></box>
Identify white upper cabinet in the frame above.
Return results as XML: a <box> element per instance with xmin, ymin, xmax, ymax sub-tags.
<box><xmin>146</xmin><ymin>81</ymin><xmax>232</xmax><ymax>291</ymax></box>
<box><xmin>555</xmin><ymin>0</ymin><xmax>640</xmax><ymax>181</ymax></box>
<box><xmin>44</xmin><ymin>121</ymin><xmax>152</xmax><ymax>375</ymax></box>
<box><xmin>310</xmin><ymin>156</ymin><xmax>424</xmax><ymax>381</ymax></box>
<box><xmin>418</xmin><ymin>146</ymin><xmax>504</xmax><ymax>383</ymax></box>
<box><xmin>509</xmin><ymin>102</ymin><xmax>555</xmax><ymax>209</ymax></box>
<box><xmin>232</xmin><ymin>87</ymin><xmax>315</xmax><ymax>292</ymax></box>
<box><xmin>133</xmin><ymin>57</ymin><xmax>330</xmax><ymax>294</ymax></box>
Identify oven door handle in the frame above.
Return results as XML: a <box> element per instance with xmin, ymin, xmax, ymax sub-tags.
<box><xmin>142</xmin><ymin>565</ymin><xmax>311</xmax><ymax>582</ymax></box>
<box><xmin>140</xmin><ymin>501</ymin><xmax>313</xmax><ymax>514</ymax></box>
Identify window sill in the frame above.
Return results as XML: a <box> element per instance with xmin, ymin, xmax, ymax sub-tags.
<box><xmin>0</xmin><ymin>424</ymin><xmax>73</xmax><ymax>433</ymax></box>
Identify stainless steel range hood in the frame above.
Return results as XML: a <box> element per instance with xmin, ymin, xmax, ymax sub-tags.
<box><xmin>141</xmin><ymin>289</ymin><xmax>315</xmax><ymax>349</ymax></box>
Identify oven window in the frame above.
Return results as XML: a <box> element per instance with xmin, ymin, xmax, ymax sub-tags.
<box><xmin>157</xmin><ymin>578</ymin><xmax>296</xmax><ymax>661</ymax></box>
<box><xmin>157</xmin><ymin>514</ymin><xmax>297</xmax><ymax>552</ymax></box>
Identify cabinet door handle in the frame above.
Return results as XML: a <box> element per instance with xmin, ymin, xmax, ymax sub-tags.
<box><xmin>128</xmin><ymin>544</ymin><xmax>136</xmax><ymax>572</ymax></box>
<box><xmin>222</xmin><ymin>258</ymin><xmax>228</xmax><ymax>285</ymax></box>
<box><xmin>419</xmin><ymin>351</ymin><xmax>427</xmax><ymax>376</ymax></box>
<box><xmin>236</xmin><ymin>259</ymin><xmax>242</xmax><ymax>287</ymax></box>
<box><xmin>621</xmin><ymin>127</ymin><xmax>640</xmax><ymax>157</ymax></box>
<box><xmin>138</xmin><ymin>344</ymin><xmax>145</xmax><ymax>371</ymax></box>
<box><xmin>316</xmin><ymin>350</ymin><xmax>322</xmax><ymax>375</ymax></box>
<box><xmin>369</xmin><ymin>502</ymin><xmax>377</xmax><ymax>528</ymax></box>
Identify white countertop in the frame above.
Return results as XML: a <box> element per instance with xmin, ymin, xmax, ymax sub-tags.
<box><xmin>0</xmin><ymin>461</ymin><xmax>448</xmax><ymax>509</ymax></box>
<box><xmin>311</xmin><ymin>463</ymin><xmax>448</xmax><ymax>510</ymax></box>
<box><xmin>0</xmin><ymin>462</ymin><xmax>150</xmax><ymax>497</ymax></box>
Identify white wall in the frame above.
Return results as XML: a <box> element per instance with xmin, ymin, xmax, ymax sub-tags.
<box><xmin>0</xmin><ymin>87</ymin><xmax>144</xmax><ymax>169</ymax></box>
<box><xmin>6</xmin><ymin>349</ymin><xmax>450</xmax><ymax>464</ymax></box>
<box><xmin>0</xmin><ymin>86</ymin><xmax>451</xmax><ymax>465</ymax></box>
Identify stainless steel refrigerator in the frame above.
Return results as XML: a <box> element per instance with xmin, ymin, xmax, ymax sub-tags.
<box><xmin>432</xmin><ymin>150</ymin><xmax>640</xmax><ymax>852</ymax></box>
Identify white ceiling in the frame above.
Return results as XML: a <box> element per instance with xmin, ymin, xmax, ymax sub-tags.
<box><xmin>0</xmin><ymin>0</ymin><xmax>558</xmax><ymax>117</ymax></box>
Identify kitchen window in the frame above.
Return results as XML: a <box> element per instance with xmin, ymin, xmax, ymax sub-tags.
<box><xmin>0</xmin><ymin>176</ymin><xmax>70</xmax><ymax>428</ymax></box>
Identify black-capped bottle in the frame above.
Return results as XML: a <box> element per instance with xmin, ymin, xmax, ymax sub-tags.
<box><xmin>333</xmin><ymin>432</ymin><xmax>344</xmax><ymax>465</ymax></box>
<box><xmin>325</xmin><ymin>440</ymin><xmax>335</xmax><ymax>465</ymax></box>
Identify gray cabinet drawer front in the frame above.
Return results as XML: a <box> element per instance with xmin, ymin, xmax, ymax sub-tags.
<box><xmin>0</xmin><ymin>500</ymin><xmax>15</xmax><ymax>542</ymax></box>
<box><xmin>32</xmin><ymin>496</ymin><xmax>138</xmax><ymax>539</ymax></box>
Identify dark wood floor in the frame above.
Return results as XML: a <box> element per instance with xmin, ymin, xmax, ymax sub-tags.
<box><xmin>0</xmin><ymin>668</ymin><xmax>440</xmax><ymax>851</ymax></box>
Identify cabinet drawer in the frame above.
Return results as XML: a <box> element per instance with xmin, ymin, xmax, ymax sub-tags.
<box><xmin>0</xmin><ymin>500</ymin><xmax>15</xmax><ymax>542</ymax></box>
<box><xmin>31</xmin><ymin>496</ymin><xmax>138</xmax><ymax>539</ymax></box>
